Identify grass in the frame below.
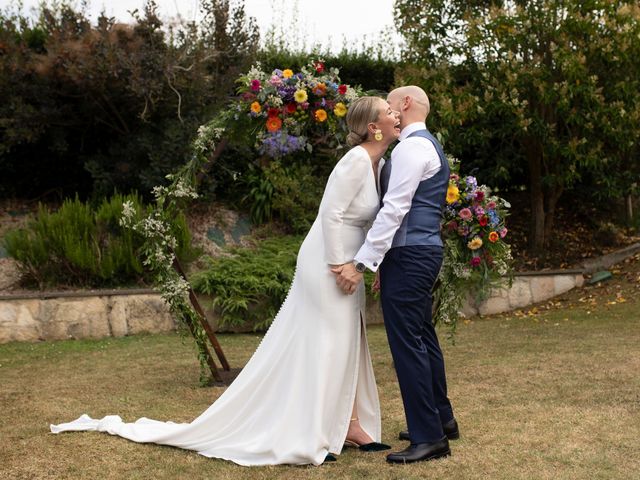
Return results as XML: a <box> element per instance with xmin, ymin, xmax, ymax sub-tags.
<box><xmin>1</xmin><ymin>268</ymin><xmax>640</xmax><ymax>479</ymax></box>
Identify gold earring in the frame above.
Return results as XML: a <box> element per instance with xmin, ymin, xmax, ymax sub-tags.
<box><xmin>374</xmin><ymin>129</ymin><xmax>383</xmax><ymax>141</ymax></box>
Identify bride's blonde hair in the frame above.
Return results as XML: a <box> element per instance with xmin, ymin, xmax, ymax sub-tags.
<box><xmin>346</xmin><ymin>96</ymin><xmax>383</xmax><ymax>147</ymax></box>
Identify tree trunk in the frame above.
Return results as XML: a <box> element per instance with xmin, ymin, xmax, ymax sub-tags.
<box><xmin>527</xmin><ymin>144</ymin><xmax>546</xmax><ymax>252</ymax></box>
<box><xmin>543</xmin><ymin>184</ymin><xmax>564</xmax><ymax>244</ymax></box>
<box><xmin>626</xmin><ymin>194</ymin><xmax>634</xmax><ymax>225</ymax></box>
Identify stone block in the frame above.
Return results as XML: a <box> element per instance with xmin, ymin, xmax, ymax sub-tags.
<box><xmin>554</xmin><ymin>275</ymin><xmax>577</xmax><ymax>295</ymax></box>
<box><xmin>107</xmin><ymin>297</ymin><xmax>129</xmax><ymax>337</ymax></box>
<box><xmin>575</xmin><ymin>274</ymin><xmax>584</xmax><ymax>288</ymax></box>
<box><xmin>530</xmin><ymin>276</ymin><xmax>556</xmax><ymax>303</ymax></box>
<box><xmin>122</xmin><ymin>295</ymin><xmax>175</xmax><ymax>335</ymax></box>
<box><xmin>478</xmin><ymin>296</ymin><xmax>511</xmax><ymax>316</ymax></box>
<box><xmin>507</xmin><ymin>278</ymin><xmax>533</xmax><ymax>309</ymax></box>
<box><xmin>0</xmin><ymin>301</ymin><xmax>41</xmax><ymax>342</ymax></box>
<box><xmin>40</xmin><ymin>298</ymin><xmax>110</xmax><ymax>340</ymax></box>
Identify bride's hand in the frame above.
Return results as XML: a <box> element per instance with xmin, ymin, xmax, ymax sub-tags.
<box><xmin>372</xmin><ymin>271</ymin><xmax>380</xmax><ymax>293</ymax></box>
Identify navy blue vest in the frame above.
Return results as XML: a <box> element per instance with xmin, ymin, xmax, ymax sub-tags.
<box><xmin>380</xmin><ymin>128</ymin><xmax>450</xmax><ymax>248</ymax></box>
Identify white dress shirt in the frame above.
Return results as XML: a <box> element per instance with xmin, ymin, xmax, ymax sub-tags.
<box><xmin>353</xmin><ymin>122</ymin><xmax>442</xmax><ymax>272</ymax></box>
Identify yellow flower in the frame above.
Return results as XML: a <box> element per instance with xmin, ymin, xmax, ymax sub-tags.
<box><xmin>294</xmin><ymin>89</ymin><xmax>308</xmax><ymax>103</ymax></box>
<box><xmin>446</xmin><ymin>184</ymin><xmax>460</xmax><ymax>204</ymax></box>
<box><xmin>314</xmin><ymin>109</ymin><xmax>328</xmax><ymax>122</ymax></box>
<box><xmin>467</xmin><ymin>236</ymin><xmax>483</xmax><ymax>250</ymax></box>
<box><xmin>333</xmin><ymin>102</ymin><xmax>347</xmax><ymax>117</ymax></box>
<box><xmin>250</xmin><ymin>101</ymin><xmax>262</xmax><ymax>114</ymax></box>
<box><xmin>282</xmin><ymin>69</ymin><xmax>293</xmax><ymax>78</ymax></box>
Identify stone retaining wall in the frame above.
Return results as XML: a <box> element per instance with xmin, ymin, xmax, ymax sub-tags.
<box><xmin>0</xmin><ymin>270</ymin><xmax>584</xmax><ymax>344</ymax></box>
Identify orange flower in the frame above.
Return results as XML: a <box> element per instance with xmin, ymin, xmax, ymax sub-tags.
<box><xmin>312</xmin><ymin>82</ymin><xmax>327</xmax><ymax>96</ymax></box>
<box><xmin>314</xmin><ymin>109</ymin><xmax>328</xmax><ymax>122</ymax></box>
<box><xmin>266</xmin><ymin>116</ymin><xmax>282</xmax><ymax>132</ymax></box>
<box><xmin>282</xmin><ymin>69</ymin><xmax>293</xmax><ymax>78</ymax></box>
<box><xmin>488</xmin><ymin>231</ymin><xmax>499</xmax><ymax>243</ymax></box>
<box><xmin>250</xmin><ymin>101</ymin><xmax>262</xmax><ymax>114</ymax></box>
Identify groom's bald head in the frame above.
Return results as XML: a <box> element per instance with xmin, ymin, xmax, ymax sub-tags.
<box><xmin>387</xmin><ymin>86</ymin><xmax>430</xmax><ymax>128</ymax></box>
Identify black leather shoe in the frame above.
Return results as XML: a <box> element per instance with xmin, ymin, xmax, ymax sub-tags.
<box><xmin>386</xmin><ymin>438</ymin><xmax>450</xmax><ymax>464</ymax></box>
<box><xmin>398</xmin><ymin>418</ymin><xmax>459</xmax><ymax>441</ymax></box>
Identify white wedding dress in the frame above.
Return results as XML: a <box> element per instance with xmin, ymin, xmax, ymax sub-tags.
<box><xmin>51</xmin><ymin>146</ymin><xmax>384</xmax><ymax>466</ymax></box>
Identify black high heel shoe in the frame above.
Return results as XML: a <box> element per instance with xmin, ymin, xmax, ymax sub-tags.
<box><xmin>344</xmin><ymin>439</ymin><xmax>391</xmax><ymax>452</ymax></box>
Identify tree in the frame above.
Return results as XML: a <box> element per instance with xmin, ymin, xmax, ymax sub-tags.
<box><xmin>0</xmin><ymin>0</ymin><xmax>259</xmax><ymax>199</ymax></box>
<box><xmin>395</xmin><ymin>0</ymin><xmax>640</xmax><ymax>250</ymax></box>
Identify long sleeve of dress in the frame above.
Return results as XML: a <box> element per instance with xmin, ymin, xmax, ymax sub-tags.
<box><xmin>319</xmin><ymin>150</ymin><xmax>370</xmax><ymax>265</ymax></box>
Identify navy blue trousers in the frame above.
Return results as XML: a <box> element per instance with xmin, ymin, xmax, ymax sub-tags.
<box><xmin>380</xmin><ymin>245</ymin><xmax>454</xmax><ymax>444</ymax></box>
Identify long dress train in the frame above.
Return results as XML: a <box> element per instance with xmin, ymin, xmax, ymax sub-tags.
<box><xmin>50</xmin><ymin>146</ymin><xmax>384</xmax><ymax>466</ymax></box>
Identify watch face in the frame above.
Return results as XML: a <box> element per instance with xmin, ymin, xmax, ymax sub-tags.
<box><xmin>356</xmin><ymin>262</ymin><xmax>366</xmax><ymax>273</ymax></box>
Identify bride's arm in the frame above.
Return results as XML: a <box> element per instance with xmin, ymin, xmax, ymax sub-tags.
<box><xmin>319</xmin><ymin>151</ymin><xmax>368</xmax><ymax>265</ymax></box>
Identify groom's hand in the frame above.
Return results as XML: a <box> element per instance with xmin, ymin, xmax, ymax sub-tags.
<box><xmin>331</xmin><ymin>263</ymin><xmax>363</xmax><ymax>295</ymax></box>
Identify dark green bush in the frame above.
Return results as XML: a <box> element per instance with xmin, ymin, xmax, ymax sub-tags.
<box><xmin>0</xmin><ymin>1</ymin><xmax>258</xmax><ymax>200</ymax></box>
<box><xmin>192</xmin><ymin>233</ymin><xmax>377</xmax><ymax>331</ymax></box>
<box><xmin>192</xmin><ymin>235</ymin><xmax>303</xmax><ymax>330</ymax></box>
<box><xmin>3</xmin><ymin>193</ymin><xmax>193</xmax><ymax>288</ymax></box>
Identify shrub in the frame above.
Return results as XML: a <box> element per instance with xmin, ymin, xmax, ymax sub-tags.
<box><xmin>192</xmin><ymin>233</ymin><xmax>377</xmax><ymax>331</ymax></box>
<box><xmin>3</xmin><ymin>193</ymin><xmax>193</xmax><ymax>288</ymax></box>
<box><xmin>192</xmin><ymin>235</ymin><xmax>303</xmax><ymax>330</ymax></box>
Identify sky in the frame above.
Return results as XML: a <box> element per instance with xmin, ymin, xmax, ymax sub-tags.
<box><xmin>11</xmin><ymin>0</ymin><xmax>401</xmax><ymax>54</ymax></box>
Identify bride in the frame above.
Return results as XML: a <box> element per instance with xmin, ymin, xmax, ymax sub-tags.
<box><xmin>50</xmin><ymin>96</ymin><xmax>401</xmax><ymax>466</ymax></box>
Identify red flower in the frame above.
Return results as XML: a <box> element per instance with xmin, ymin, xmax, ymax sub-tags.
<box><xmin>475</xmin><ymin>191</ymin><xmax>485</xmax><ymax>202</ymax></box>
<box><xmin>470</xmin><ymin>257</ymin><xmax>482</xmax><ymax>267</ymax></box>
<box><xmin>285</xmin><ymin>103</ymin><xmax>297</xmax><ymax>114</ymax></box>
<box><xmin>315</xmin><ymin>61</ymin><xmax>324</xmax><ymax>73</ymax></box>
<box><xmin>338</xmin><ymin>84</ymin><xmax>347</xmax><ymax>95</ymax></box>
<box><xmin>267</xmin><ymin>107</ymin><xmax>281</xmax><ymax>118</ymax></box>
<box><xmin>478</xmin><ymin>215</ymin><xmax>488</xmax><ymax>227</ymax></box>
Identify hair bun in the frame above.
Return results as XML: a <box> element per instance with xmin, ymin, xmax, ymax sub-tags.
<box><xmin>346</xmin><ymin>131</ymin><xmax>365</xmax><ymax>147</ymax></box>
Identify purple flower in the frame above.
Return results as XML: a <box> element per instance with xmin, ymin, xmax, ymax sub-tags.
<box><xmin>259</xmin><ymin>133</ymin><xmax>306</xmax><ymax>158</ymax></box>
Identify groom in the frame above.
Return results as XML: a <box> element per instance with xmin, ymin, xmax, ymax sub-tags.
<box><xmin>334</xmin><ymin>86</ymin><xmax>458</xmax><ymax>463</ymax></box>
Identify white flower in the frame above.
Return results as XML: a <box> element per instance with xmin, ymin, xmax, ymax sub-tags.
<box><xmin>119</xmin><ymin>200</ymin><xmax>136</xmax><ymax>227</ymax></box>
<box><xmin>160</xmin><ymin>275</ymin><xmax>190</xmax><ymax>304</ymax></box>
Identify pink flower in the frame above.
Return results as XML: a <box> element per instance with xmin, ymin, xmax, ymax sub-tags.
<box><xmin>470</xmin><ymin>257</ymin><xmax>482</xmax><ymax>267</ymax></box>
<box><xmin>450</xmin><ymin>173</ymin><xmax>459</xmax><ymax>182</ymax></box>
<box><xmin>487</xmin><ymin>201</ymin><xmax>497</xmax><ymax>210</ymax></box>
<box><xmin>250</xmin><ymin>79</ymin><xmax>261</xmax><ymax>91</ymax></box>
<box><xmin>447</xmin><ymin>220</ymin><xmax>458</xmax><ymax>231</ymax></box>
<box><xmin>500</xmin><ymin>228</ymin><xmax>508</xmax><ymax>238</ymax></box>
<box><xmin>269</xmin><ymin>75</ymin><xmax>283</xmax><ymax>86</ymax></box>
<box><xmin>474</xmin><ymin>206</ymin><xmax>485</xmax><ymax>217</ymax></box>
<box><xmin>459</xmin><ymin>208</ymin><xmax>472</xmax><ymax>221</ymax></box>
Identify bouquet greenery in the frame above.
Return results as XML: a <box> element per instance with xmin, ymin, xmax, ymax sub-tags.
<box><xmin>434</xmin><ymin>156</ymin><xmax>513</xmax><ymax>335</ymax></box>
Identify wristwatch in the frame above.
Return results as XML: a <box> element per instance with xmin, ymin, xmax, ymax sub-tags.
<box><xmin>353</xmin><ymin>261</ymin><xmax>366</xmax><ymax>273</ymax></box>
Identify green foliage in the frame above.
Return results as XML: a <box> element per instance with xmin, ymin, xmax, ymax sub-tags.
<box><xmin>0</xmin><ymin>0</ymin><xmax>258</xmax><ymax>199</ymax></box>
<box><xmin>257</xmin><ymin>49</ymin><xmax>397</xmax><ymax>93</ymax></box>
<box><xmin>192</xmin><ymin>235</ymin><xmax>303</xmax><ymax>330</ymax></box>
<box><xmin>394</xmin><ymin>0</ymin><xmax>640</xmax><ymax>250</ymax></box>
<box><xmin>3</xmin><ymin>193</ymin><xmax>192</xmax><ymax>288</ymax></box>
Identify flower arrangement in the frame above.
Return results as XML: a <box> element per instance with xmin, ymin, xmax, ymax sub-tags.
<box><xmin>433</xmin><ymin>156</ymin><xmax>514</xmax><ymax>335</ymax></box>
<box><xmin>233</xmin><ymin>60</ymin><xmax>361</xmax><ymax>158</ymax></box>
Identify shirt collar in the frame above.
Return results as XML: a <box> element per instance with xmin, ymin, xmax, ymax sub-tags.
<box><xmin>399</xmin><ymin>122</ymin><xmax>427</xmax><ymax>141</ymax></box>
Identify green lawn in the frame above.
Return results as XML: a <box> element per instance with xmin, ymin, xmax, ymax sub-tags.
<box><xmin>1</xmin><ymin>281</ymin><xmax>639</xmax><ymax>479</ymax></box>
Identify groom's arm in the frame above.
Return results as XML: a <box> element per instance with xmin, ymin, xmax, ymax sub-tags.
<box><xmin>354</xmin><ymin>143</ymin><xmax>429</xmax><ymax>271</ymax></box>
<box><xmin>335</xmin><ymin>142</ymin><xmax>430</xmax><ymax>294</ymax></box>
